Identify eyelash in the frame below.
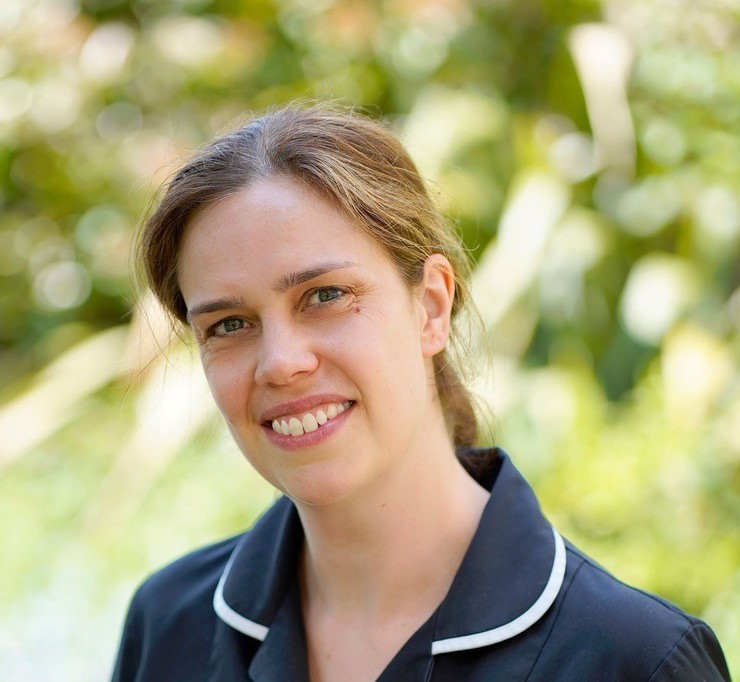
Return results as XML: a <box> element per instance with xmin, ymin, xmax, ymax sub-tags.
<box><xmin>204</xmin><ymin>287</ymin><xmax>348</xmax><ymax>339</ymax></box>
<box><xmin>207</xmin><ymin>317</ymin><xmax>252</xmax><ymax>339</ymax></box>
<box><xmin>305</xmin><ymin>286</ymin><xmax>346</xmax><ymax>306</ymax></box>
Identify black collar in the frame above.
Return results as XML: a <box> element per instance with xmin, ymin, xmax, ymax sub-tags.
<box><xmin>213</xmin><ymin>449</ymin><xmax>566</xmax><ymax>657</ymax></box>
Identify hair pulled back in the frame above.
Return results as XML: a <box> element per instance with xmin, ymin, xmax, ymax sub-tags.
<box><xmin>139</xmin><ymin>105</ymin><xmax>479</xmax><ymax>447</ymax></box>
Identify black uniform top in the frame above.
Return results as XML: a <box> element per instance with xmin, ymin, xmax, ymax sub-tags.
<box><xmin>111</xmin><ymin>449</ymin><xmax>730</xmax><ymax>681</ymax></box>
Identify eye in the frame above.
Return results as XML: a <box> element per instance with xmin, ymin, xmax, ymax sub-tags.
<box><xmin>209</xmin><ymin>317</ymin><xmax>249</xmax><ymax>337</ymax></box>
<box><xmin>306</xmin><ymin>287</ymin><xmax>345</xmax><ymax>306</ymax></box>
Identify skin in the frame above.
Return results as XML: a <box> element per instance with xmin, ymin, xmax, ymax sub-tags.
<box><xmin>178</xmin><ymin>175</ymin><xmax>489</xmax><ymax>682</ymax></box>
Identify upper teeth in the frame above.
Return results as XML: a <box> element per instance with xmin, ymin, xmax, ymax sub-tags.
<box><xmin>271</xmin><ymin>401</ymin><xmax>350</xmax><ymax>437</ymax></box>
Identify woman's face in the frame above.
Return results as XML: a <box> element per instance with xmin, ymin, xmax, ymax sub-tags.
<box><xmin>178</xmin><ymin>175</ymin><xmax>446</xmax><ymax>506</ymax></box>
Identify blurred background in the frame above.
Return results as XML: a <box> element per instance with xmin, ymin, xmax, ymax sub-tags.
<box><xmin>0</xmin><ymin>0</ymin><xmax>738</xmax><ymax>678</ymax></box>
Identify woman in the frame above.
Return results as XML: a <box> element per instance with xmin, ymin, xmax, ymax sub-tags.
<box><xmin>112</xmin><ymin>106</ymin><xmax>729</xmax><ymax>681</ymax></box>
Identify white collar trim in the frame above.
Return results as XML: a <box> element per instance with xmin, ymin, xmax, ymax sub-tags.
<box><xmin>213</xmin><ymin>526</ymin><xmax>566</xmax><ymax>654</ymax></box>
<box><xmin>431</xmin><ymin>527</ymin><xmax>567</xmax><ymax>655</ymax></box>
<box><xmin>213</xmin><ymin>548</ymin><xmax>269</xmax><ymax>642</ymax></box>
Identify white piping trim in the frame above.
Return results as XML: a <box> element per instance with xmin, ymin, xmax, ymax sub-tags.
<box><xmin>431</xmin><ymin>527</ymin><xmax>566</xmax><ymax>655</ymax></box>
<box><xmin>212</xmin><ymin>548</ymin><xmax>269</xmax><ymax>642</ymax></box>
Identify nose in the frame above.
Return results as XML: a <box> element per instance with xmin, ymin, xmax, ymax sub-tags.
<box><xmin>254</xmin><ymin>320</ymin><xmax>319</xmax><ymax>386</ymax></box>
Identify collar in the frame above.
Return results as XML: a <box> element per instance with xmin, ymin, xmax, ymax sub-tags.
<box><xmin>213</xmin><ymin>449</ymin><xmax>566</xmax><ymax>655</ymax></box>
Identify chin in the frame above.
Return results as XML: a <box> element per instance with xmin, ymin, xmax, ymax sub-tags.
<box><xmin>277</xmin><ymin>459</ymin><xmax>370</xmax><ymax>509</ymax></box>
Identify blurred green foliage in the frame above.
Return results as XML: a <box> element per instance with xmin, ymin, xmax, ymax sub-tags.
<box><xmin>0</xmin><ymin>0</ymin><xmax>738</xmax><ymax>678</ymax></box>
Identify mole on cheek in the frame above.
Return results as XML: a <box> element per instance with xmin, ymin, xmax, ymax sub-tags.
<box><xmin>354</xmin><ymin>306</ymin><xmax>362</xmax><ymax>314</ymax></box>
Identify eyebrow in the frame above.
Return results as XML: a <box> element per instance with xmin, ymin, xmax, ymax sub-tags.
<box><xmin>185</xmin><ymin>261</ymin><xmax>359</xmax><ymax>323</ymax></box>
<box><xmin>186</xmin><ymin>294</ymin><xmax>246</xmax><ymax>324</ymax></box>
<box><xmin>275</xmin><ymin>260</ymin><xmax>358</xmax><ymax>292</ymax></box>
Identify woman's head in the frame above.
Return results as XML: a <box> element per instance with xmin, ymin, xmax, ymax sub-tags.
<box><xmin>140</xmin><ymin>105</ymin><xmax>479</xmax><ymax>448</ymax></box>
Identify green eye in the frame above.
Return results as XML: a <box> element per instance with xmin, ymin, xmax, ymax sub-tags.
<box><xmin>213</xmin><ymin>318</ymin><xmax>246</xmax><ymax>336</ymax></box>
<box><xmin>308</xmin><ymin>287</ymin><xmax>344</xmax><ymax>305</ymax></box>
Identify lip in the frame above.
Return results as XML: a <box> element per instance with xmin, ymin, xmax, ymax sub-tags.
<box><xmin>262</xmin><ymin>401</ymin><xmax>354</xmax><ymax>451</ymax></box>
<box><xmin>259</xmin><ymin>393</ymin><xmax>352</xmax><ymax>423</ymax></box>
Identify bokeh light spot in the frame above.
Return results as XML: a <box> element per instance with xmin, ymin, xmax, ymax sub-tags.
<box><xmin>79</xmin><ymin>23</ymin><xmax>135</xmax><ymax>83</ymax></box>
<box><xmin>95</xmin><ymin>102</ymin><xmax>143</xmax><ymax>141</ymax></box>
<box><xmin>29</xmin><ymin>77</ymin><xmax>81</xmax><ymax>133</ymax></box>
<box><xmin>151</xmin><ymin>16</ymin><xmax>224</xmax><ymax>67</ymax></box>
<box><xmin>0</xmin><ymin>78</ymin><xmax>32</xmax><ymax>122</ymax></box>
<box><xmin>33</xmin><ymin>261</ymin><xmax>91</xmax><ymax>310</ymax></box>
<box><xmin>620</xmin><ymin>254</ymin><xmax>698</xmax><ymax>345</ymax></box>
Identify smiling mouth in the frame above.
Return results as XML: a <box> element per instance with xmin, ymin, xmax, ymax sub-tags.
<box><xmin>267</xmin><ymin>401</ymin><xmax>353</xmax><ymax>437</ymax></box>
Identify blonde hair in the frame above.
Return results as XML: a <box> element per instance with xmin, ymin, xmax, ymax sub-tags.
<box><xmin>139</xmin><ymin>105</ymin><xmax>480</xmax><ymax>446</ymax></box>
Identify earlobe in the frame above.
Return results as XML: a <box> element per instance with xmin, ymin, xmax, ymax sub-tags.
<box><xmin>419</xmin><ymin>254</ymin><xmax>455</xmax><ymax>358</ymax></box>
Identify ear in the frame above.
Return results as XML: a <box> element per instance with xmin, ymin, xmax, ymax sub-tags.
<box><xmin>417</xmin><ymin>254</ymin><xmax>455</xmax><ymax>358</ymax></box>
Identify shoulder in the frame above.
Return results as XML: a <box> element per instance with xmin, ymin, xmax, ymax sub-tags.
<box><xmin>561</xmin><ymin>541</ymin><xmax>699</xmax><ymax>635</ymax></box>
<box><xmin>131</xmin><ymin>532</ymin><xmax>242</xmax><ymax>618</ymax></box>
<box><xmin>532</xmin><ymin>540</ymin><xmax>730</xmax><ymax>680</ymax></box>
<box><xmin>111</xmin><ymin>533</ymin><xmax>243</xmax><ymax>682</ymax></box>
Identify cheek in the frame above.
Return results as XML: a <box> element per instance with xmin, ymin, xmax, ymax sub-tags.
<box><xmin>349</xmin><ymin>304</ymin><xmax>427</xmax><ymax>393</ymax></box>
<box><xmin>201</xmin><ymin>350</ymin><xmax>252</xmax><ymax>421</ymax></box>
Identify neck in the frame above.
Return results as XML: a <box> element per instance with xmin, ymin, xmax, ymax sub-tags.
<box><xmin>296</xmin><ymin>426</ymin><xmax>490</xmax><ymax>620</ymax></box>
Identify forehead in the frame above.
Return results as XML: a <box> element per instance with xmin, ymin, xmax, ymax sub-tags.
<box><xmin>184</xmin><ymin>175</ymin><xmax>338</xmax><ymax>249</ymax></box>
<box><xmin>177</xmin><ymin>175</ymin><xmax>393</xmax><ymax>298</ymax></box>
